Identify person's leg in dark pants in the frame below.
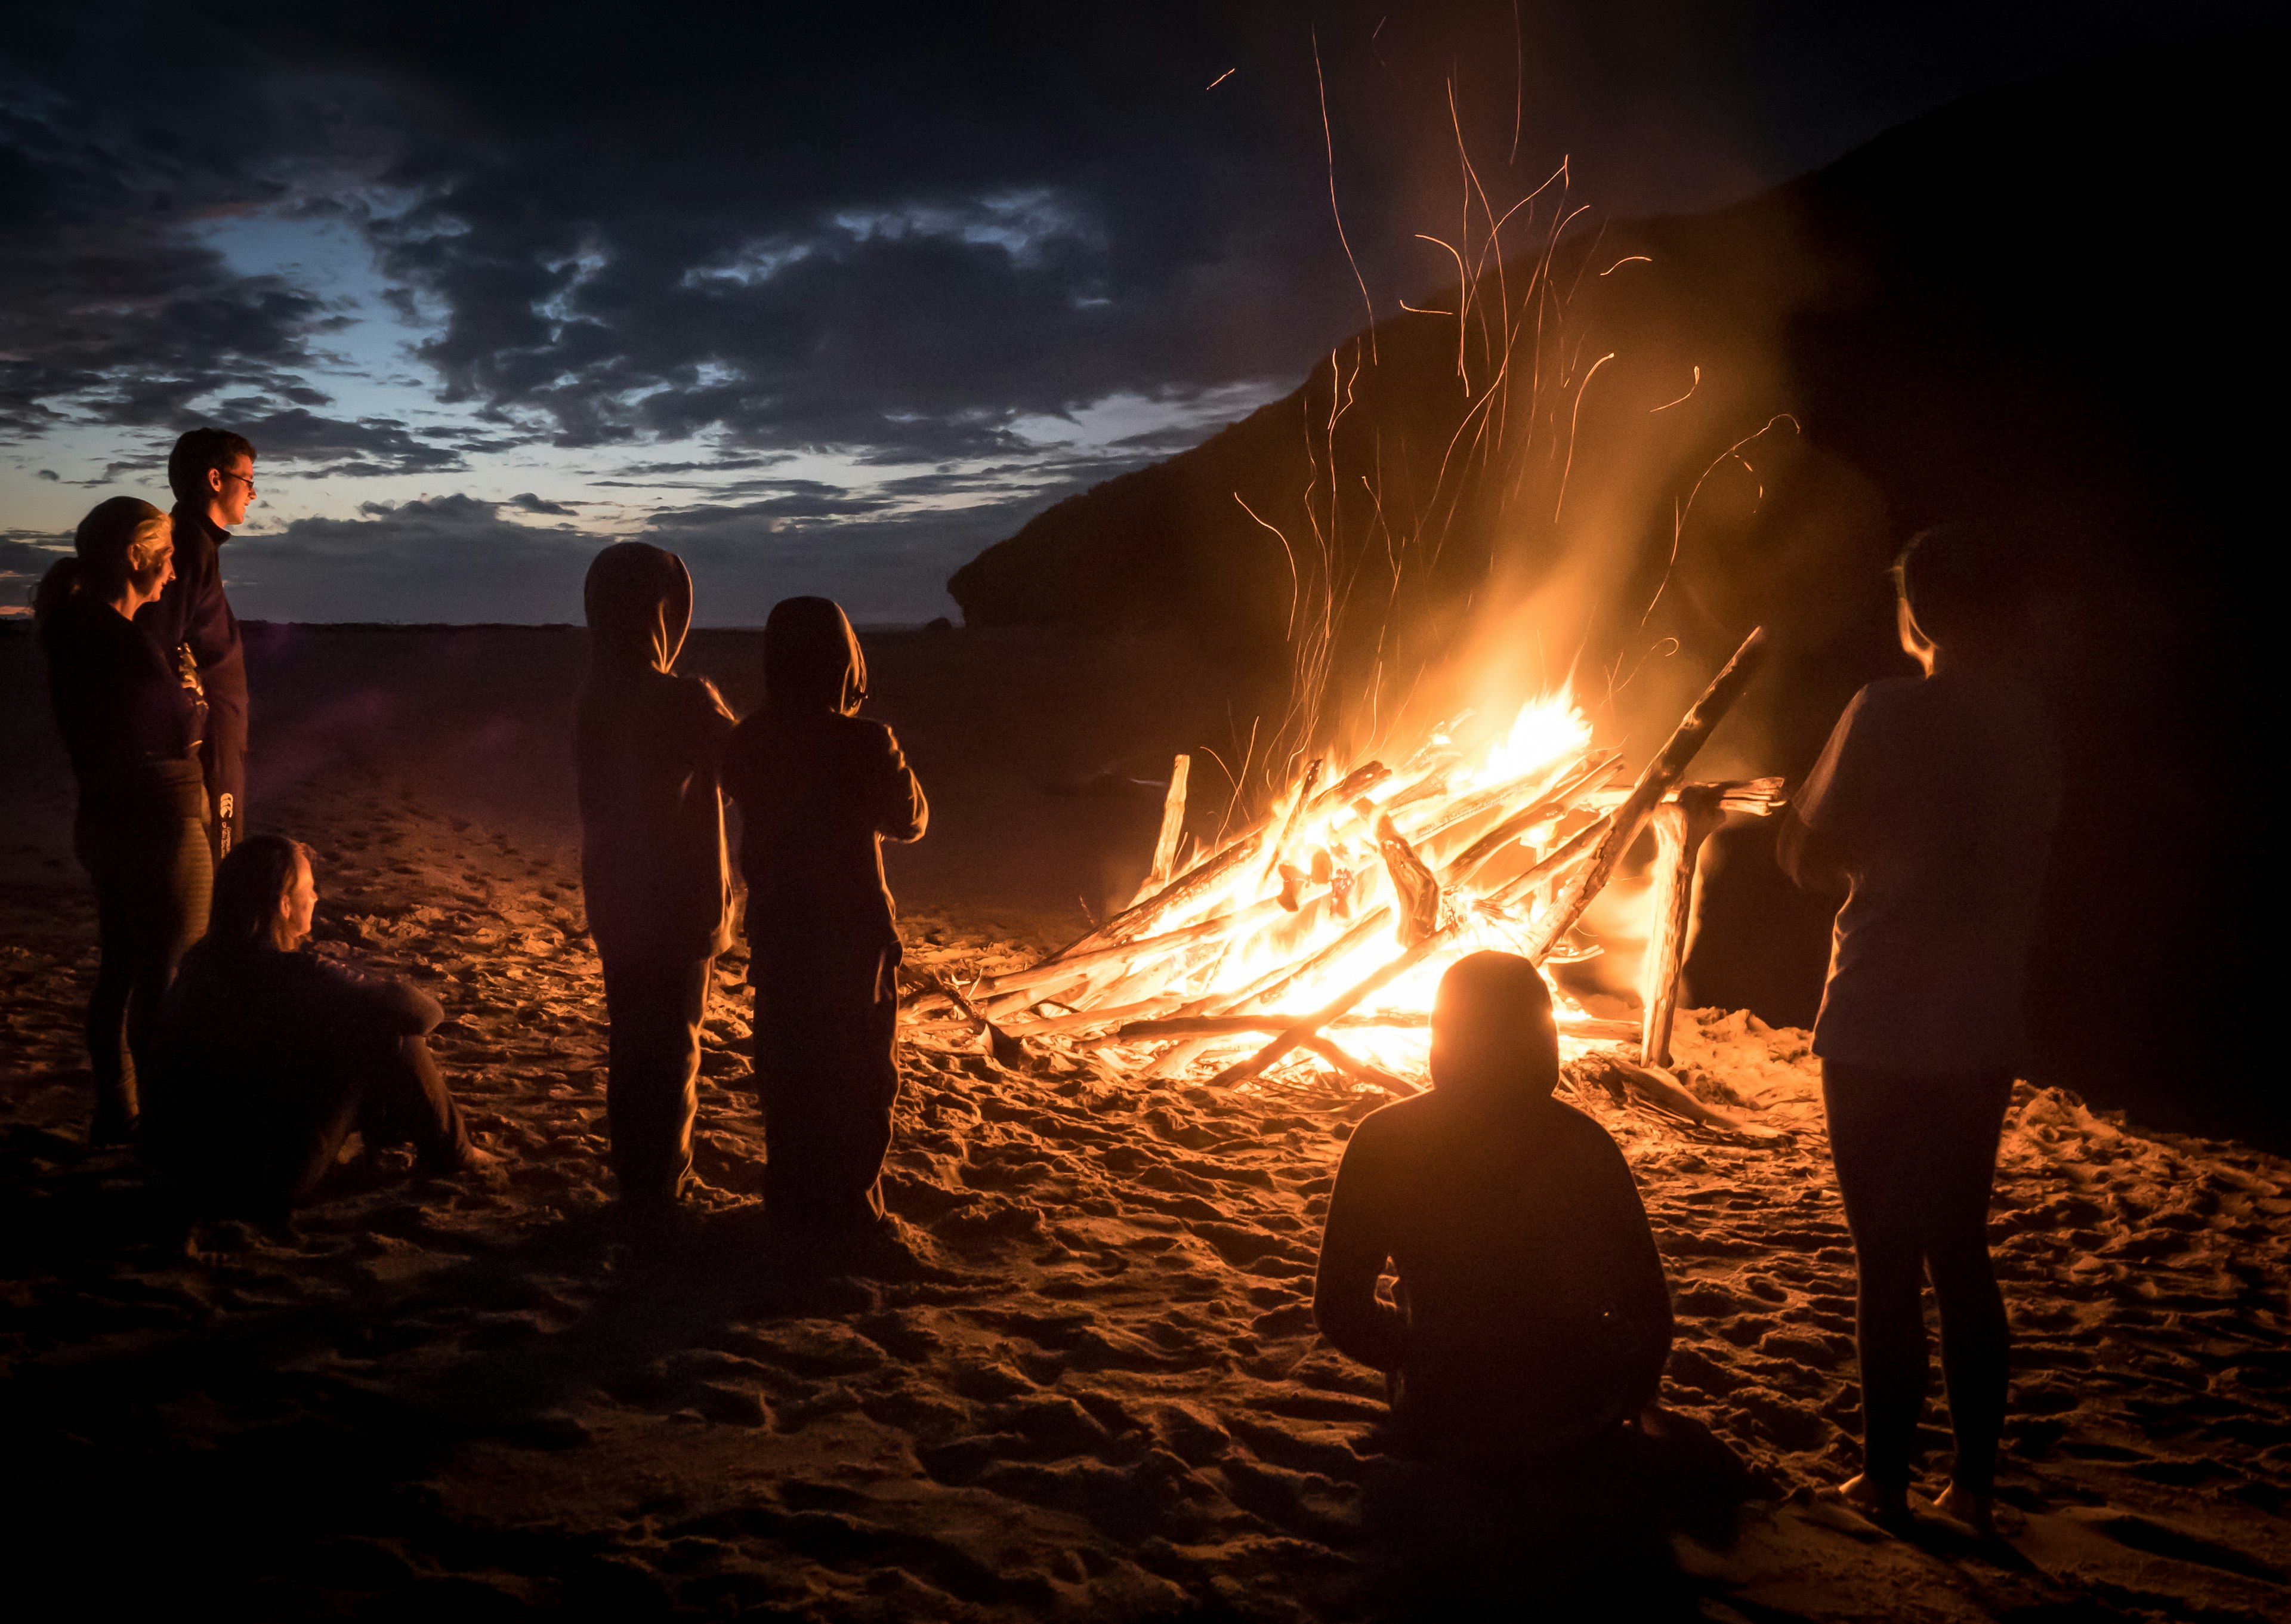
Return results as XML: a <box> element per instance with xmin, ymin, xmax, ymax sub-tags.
<box><xmin>351</xmin><ymin>1036</ymin><xmax>474</xmax><ymax>1176</ymax></box>
<box><xmin>1827</xmin><ymin>1064</ymin><xmax>2015</xmax><ymax>1514</ymax></box>
<box><xmin>78</xmin><ymin>808</ymin><xmax>212</xmax><ymax>1141</ymax></box>
<box><xmin>1922</xmin><ymin>1072</ymin><xmax>2014</xmax><ymax>1501</ymax></box>
<box><xmin>1824</xmin><ymin>1064</ymin><xmax>1935</xmax><ymax>1499</ymax></box>
<box><xmin>600</xmin><ymin>952</ymin><xmax>709</xmax><ymax>1211</ymax></box>
<box><xmin>754</xmin><ymin>943</ymin><xmax>900</xmax><ymax>1234</ymax></box>
<box><xmin>206</xmin><ymin>1037</ymin><xmax>473</xmax><ymax>1219</ymax></box>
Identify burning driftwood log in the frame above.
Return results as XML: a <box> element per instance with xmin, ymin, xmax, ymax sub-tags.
<box><xmin>964</xmin><ymin>625</ymin><xmax>1776</xmax><ymax>1098</ymax></box>
<box><xmin>1204</xmin><ymin>626</ymin><xmax>1771</xmax><ymax>1088</ymax></box>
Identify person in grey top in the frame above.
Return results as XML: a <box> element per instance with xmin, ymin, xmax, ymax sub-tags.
<box><xmin>1780</xmin><ymin>520</ymin><xmax>2061</xmax><ymax>1534</ymax></box>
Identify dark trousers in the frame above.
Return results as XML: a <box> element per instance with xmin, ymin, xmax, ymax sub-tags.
<box><xmin>1823</xmin><ymin>1062</ymin><xmax>2014</xmax><ymax>1494</ymax></box>
<box><xmin>77</xmin><ymin>801</ymin><xmax>212</xmax><ymax>1135</ymax></box>
<box><xmin>600</xmin><ymin>951</ymin><xmax>710</xmax><ymax>1208</ymax></box>
<box><xmin>752</xmin><ymin>941</ymin><xmax>900</xmax><ymax>1232</ymax></box>
<box><xmin>168</xmin><ymin>1036</ymin><xmax>470</xmax><ymax>1220</ymax></box>
<box><xmin>206</xmin><ymin>729</ymin><xmax>245</xmax><ymax>862</ymax></box>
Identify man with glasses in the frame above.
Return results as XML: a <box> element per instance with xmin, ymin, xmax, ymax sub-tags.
<box><xmin>144</xmin><ymin>427</ymin><xmax>256</xmax><ymax>860</ymax></box>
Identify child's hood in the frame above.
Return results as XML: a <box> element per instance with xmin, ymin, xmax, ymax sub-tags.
<box><xmin>583</xmin><ymin>542</ymin><xmax>693</xmax><ymax>677</ymax></box>
<box><xmin>763</xmin><ymin>595</ymin><xmax>866</xmax><ymax>715</ymax></box>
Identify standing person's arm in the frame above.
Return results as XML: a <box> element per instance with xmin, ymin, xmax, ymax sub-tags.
<box><xmin>180</xmin><ymin>541</ymin><xmax>243</xmax><ymax>691</ymax></box>
<box><xmin>1312</xmin><ymin>1113</ymin><xmax>1409</xmax><ymax>1372</ymax></box>
<box><xmin>1779</xmin><ymin>690</ymin><xmax>1876</xmax><ymax>894</ymax></box>
<box><xmin>873</xmin><ymin>726</ymin><xmax>927</xmax><ymax>844</ymax></box>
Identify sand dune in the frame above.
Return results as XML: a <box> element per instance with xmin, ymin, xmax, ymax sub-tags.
<box><xmin>2</xmin><ymin>625</ymin><xmax>2286</xmax><ymax>1619</ymax></box>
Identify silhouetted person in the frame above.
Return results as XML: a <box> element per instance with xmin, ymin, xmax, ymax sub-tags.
<box><xmin>141</xmin><ymin>836</ymin><xmax>481</xmax><ymax>1221</ymax></box>
<box><xmin>723</xmin><ymin>597</ymin><xmax>926</xmax><ymax>1234</ymax></box>
<box><xmin>1779</xmin><ymin>520</ymin><xmax>2060</xmax><ymax>1535</ymax></box>
<box><xmin>140</xmin><ymin>428</ymin><xmax>253</xmax><ymax>861</ymax></box>
<box><xmin>1314</xmin><ymin>950</ymin><xmax>1674</xmax><ymax>1459</ymax></box>
<box><xmin>35</xmin><ymin>498</ymin><xmax>211</xmax><ymax>1144</ymax></box>
<box><xmin>574</xmin><ymin>542</ymin><xmax>736</xmax><ymax>1221</ymax></box>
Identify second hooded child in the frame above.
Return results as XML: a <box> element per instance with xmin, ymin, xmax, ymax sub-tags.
<box><xmin>723</xmin><ymin>597</ymin><xmax>925</xmax><ymax>1235</ymax></box>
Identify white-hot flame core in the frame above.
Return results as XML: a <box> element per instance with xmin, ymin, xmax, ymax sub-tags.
<box><xmin>1469</xmin><ymin>690</ymin><xmax>1596</xmax><ymax>791</ymax></box>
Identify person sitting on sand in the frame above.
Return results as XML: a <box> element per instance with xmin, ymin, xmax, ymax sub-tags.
<box><xmin>141</xmin><ymin>836</ymin><xmax>486</xmax><ymax>1221</ymax></box>
<box><xmin>722</xmin><ymin>597</ymin><xmax>927</xmax><ymax>1235</ymax></box>
<box><xmin>1313</xmin><ymin>950</ymin><xmax>1674</xmax><ymax>1458</ymax></box>
<box><xmin>1779</xmin><ymin>520</ymin><xmax>2060</xmax><ymax>1534</ymax></box>
<box><xmin>35</xmin><ymin>497</ymin><xmax>211</xmax><ymax>1145</ymax></box>
<box><xmin>574</xmin><ymin>542</ymin><xmax>737</xmax><ymax>1224</ymax></box>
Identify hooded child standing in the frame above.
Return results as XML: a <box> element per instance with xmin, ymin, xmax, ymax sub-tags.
<box><xmin>575</xmin><ymin>543</ymin><xmax>736</xmax><ymax>1219</ymax></box>
<box><xmin>723</xmin><ymin>597</ymin><xmax>926</xmax><ymax>1234</ymax></box>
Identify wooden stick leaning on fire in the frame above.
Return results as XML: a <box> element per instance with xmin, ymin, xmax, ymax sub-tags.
<box><xmin>1201</xmin><ymin>625</ymin><xmax>1774</xmax><ymax>1086</ymax></box>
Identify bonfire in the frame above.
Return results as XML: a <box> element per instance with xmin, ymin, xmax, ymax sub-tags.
<box><xmin>910</xmin><ymin>628</ymin><xmax>1784</xmax><ymax>1106</ymax></box>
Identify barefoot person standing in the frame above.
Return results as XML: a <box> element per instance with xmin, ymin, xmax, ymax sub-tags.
<box><xmin>142</xmin><ymin>428</ymin><xmax>255</xmax><ymax>861</ymax></box>
<box><xmin>574</xmin><ymin>543</ymin><xmax>737</xmax><ymax>1225</ymax></box>
<box><xmin>723</xmin><ymin>598</ymin><xmax>926</xmax><ymax>1237</ymax></box>
<box><xmin>36</xmin><ymin>499</ymin><xmax>212</xmax><ymax>1144</ymax></box>
<box><xmin>1779</xmin><ymin>521</ymin><xmax>2061</xmax><ymax>1532</ymax></box>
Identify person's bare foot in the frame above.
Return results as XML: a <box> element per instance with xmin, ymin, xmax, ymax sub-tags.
<box><xmin>1836</xmin><ymin>1473</ymin><xmax>1909</xmax><ymax>1521</ymax></box>
<box><xmin>1935</xmin><ymin>1481</ymin><xmax>1997</xmax><ymax>1536</ymax></box>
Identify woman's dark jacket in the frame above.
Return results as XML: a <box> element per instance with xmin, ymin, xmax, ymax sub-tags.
<box><xmin>42</xmin><ymin>592</ymin><xmax>208</xmax><ymax>826</ymax></box>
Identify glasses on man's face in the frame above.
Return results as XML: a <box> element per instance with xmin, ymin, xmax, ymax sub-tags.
<box><xmin>219</xmin><ymin>470</ymin><xmax>256</xmax><ymax>493</ymax></box>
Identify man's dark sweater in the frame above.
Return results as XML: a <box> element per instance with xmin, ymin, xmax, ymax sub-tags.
<box><xmin>141</xmin><ymin>505</ymin><xmax>247</xmax><ymax>842</ymax></box>
<box><xmin>1314</xmin><ymin>1085</ymin><xmax>1674</xmax><ymax>1455</ymax></box>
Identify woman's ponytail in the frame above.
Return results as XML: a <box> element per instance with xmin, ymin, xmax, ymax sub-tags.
<box><xmin>32</xmin><ymin>557</ymin><xmax>85</xmax><ymax>643</ymax></box>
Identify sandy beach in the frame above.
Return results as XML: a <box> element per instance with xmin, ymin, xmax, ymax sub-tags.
<box><xmin>3</xmin><ymin>623</ymin><xmax>2286</xmax><ymax>1620</ymax></box>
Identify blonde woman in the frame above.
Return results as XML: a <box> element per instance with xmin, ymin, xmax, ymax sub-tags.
<box><xmin>35</xmin><ymin>498</ymin><xmax>212</xmax><ymax>1143</ymax></box>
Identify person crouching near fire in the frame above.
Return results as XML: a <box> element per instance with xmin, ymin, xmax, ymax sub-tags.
<box><xmin>1778</xmin><ymin>521</ymin><xmax>2060</xmax><ymax>1536</ymax></box>
<box><xmin>722</xmin><ymin>597</ymin><xmax>926</xmax><ymax>1239</ymax></box>
<box><xmin>574</xmin><ymin>542</ymin><xmax>737</xmax><ymax>1228</ymax></box>
<box><xmin>141</xmin><ymin>836</ymin><xmax>488</xmax><ymax>1222</ymax></box>
<box><xmin>1313</xmin><ymin>950</ymin><xmax>1675</xmax><ymax>1459</ymax></box>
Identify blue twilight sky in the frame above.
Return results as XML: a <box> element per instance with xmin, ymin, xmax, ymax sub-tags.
<box><xmin>2</xmin><ymin>1</ymin><xmax>2270</xmax><ymax>624</ymax></box>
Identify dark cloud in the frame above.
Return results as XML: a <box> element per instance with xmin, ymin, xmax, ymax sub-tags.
<box><xmin>1</xmin><ymin>532</ymin><xmax>66</xmax><ymax>611</ymax></box>
<box><xmin>219</xmin><ymin>481</ymin><xmax>1082</xmax><ymax>626</ymax></box>
<box><xmin>229</xmin><ymin>407</ymin><xmax>471</xmax><ymax>478</ymax></box>
<box><xmin>507</xmin><ymin>491</ymin><xmax>576</xmax><ymax>515</ymax></box>
<box><xmin>5</xmin><ymin>1</ymin><xmax>2273</xmax><ymax>620</ymax></box>
<box><xmin>0</xmin><ymin>60</ymin><xmax>347</xmax><ymax>436</ymax></box>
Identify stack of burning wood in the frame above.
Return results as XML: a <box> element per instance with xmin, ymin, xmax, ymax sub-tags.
<box><xmin>916</xmin><ymin>628</ymin><xmax>1782</xmax><ymax>1095</ymax></box>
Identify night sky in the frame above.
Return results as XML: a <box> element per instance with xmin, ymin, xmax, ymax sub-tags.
<box><xmin>1</xmin><ymin>1</ymin><xmax>2268</xmax><ymax>625</ymax></box>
